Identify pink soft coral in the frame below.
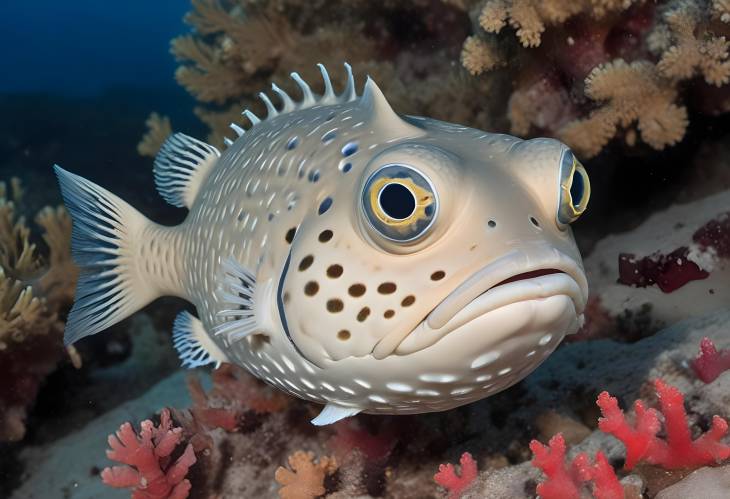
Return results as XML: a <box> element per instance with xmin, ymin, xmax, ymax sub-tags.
<box><xmin>597</xmin><ymin>379</ymin><xmax>730</xmax><ymax>469</ymax></box>
<box><xmin>434</xmin><ymin>452</ymin><xmax>478</xmax><ymax>499</ymax></box>
<box><xmin>530</xmin><ymin>434</ymin><xmax>623</xmax><ymax>499</ymax></box>
<box><xmin>101</xmin><ymin>408</ymin><xmax>197</xmax><ymax>499</ymax></box>
<box><xmin>692</xmin><ymin>337</ymin><xmax>730</xmax><ymax>383</ymax></box>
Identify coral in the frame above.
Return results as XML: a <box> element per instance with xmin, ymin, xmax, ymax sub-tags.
<box><xmin>0</xmin><ymin>177</ymin><xmax>77</xmax><ymax>441</ymax></box>
<box><xmin>692</xmin><ymin>337</ymin><xmax>730</xmax><ymax>383</ymax></box>
<box><xmin>274</xmin><ymin>451</ymin><xmax>338</xmax><ymax>499</ymax></box>
<box><xmin>167</xmin><ymin>0</ymin><xmax>483</xmax><ymax>147</ymax></box>
<box><xmin>617</xmin><ymin>210</ymin><xmax>729</xmax><ymax>292</ymax></box>
<box><xmin>597</xmin><ymin>379</ymin><xmax>730</xmax><ymax>470</ymax></box>
<box><xmin>558</xmin><ymin>59</ymin><xmax>688</xmax><ymax>158</ymax></box>
<box><xmin>138</xmin><ymin>113</ymin><xmax>173</xmax><ymax>157</ymax></box>
<box><xmin>477</xmin><ymin>0</ymin><xmax>638</xmax><ymax>48</ymax></box>
<box><xmin>465</xmin><ymin>0</ymin><xmax>730</xmax><ymax>157</ymax></box>
<box><xmin>174</xmin><ymin>363</ymin><xmax>291</xmax><ymax>451</ymax></box>
<box><xmin>530</xmin><ymin>434</ymin><xmax>623</xmax><ymax>499</ymax></box>
<box><xmin>328</xmin><ymin>419</ymin><xmax>396</xmax><ymax>463</ymax></box>
<box><xmin>102</xmin><ymin>408</ymin><xmax>197</xmax><ymax>499</ymax></box>
<box><xmin>460</xmin><ymin>35</ymin><xmax>502</xmax><ymax>75</ymax></box>
<box><xmin>617</xmin><ymin>247</ymin><xmax>709</xmax><ymax>292</ymax></box>
<box><xmin>715</xmin><ymin>0</ymin><xmax>730</xmax><ymax>22</ymax></box>
<box><xmin>433</xmin><ymin>452</ymin><xmax>478</xmax><ymax>499</ymax></box>
<box><xmin>655</xmin><ymin>1</ymin><xmax>730</xmax><ymax>85</ymax></box>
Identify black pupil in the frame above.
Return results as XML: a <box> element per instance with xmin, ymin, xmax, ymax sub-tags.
<box><xmin>570</xmin><ymin>171</ymin><xmax>584</xmax><ymax>208</ymax></box>
<box><xmin>380</xmin><ymin>183</ymin><xmax>416</xmax><ymax>220</ymax></box>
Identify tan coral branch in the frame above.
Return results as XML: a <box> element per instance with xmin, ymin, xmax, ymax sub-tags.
<box><xmin>461</xmin><ymin>36</ymin><xmax>502</xmax><ymax>75</ymax></box>
<box><xmin>137</xmin><ymin>113</ymin><xmax>172</xmax><ymax>158</ymax></box>
<box><xmin>275</xmin><ymin>451</ymin><xmax>338</xmax><ymax>499</ymax></box>
<box><xmin>558</xmin><ymin>59</ymin><xmax>688</xmax><ymax>158</ymax></box>
<box><xmin>656</xmin><ymin>2</ymin><xmax>730</xmax><ymax>86</ymax></box>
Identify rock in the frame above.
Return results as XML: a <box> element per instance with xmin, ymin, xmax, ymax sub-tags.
<box><xmin>584</xmin><ymin>190</ymin><xmax>730</xmax><ymax>329</ymax></box>
<box><xmin>655</xmin><ymin>465</ymin><xmax>730</xmax><ymax>499</ymax></box>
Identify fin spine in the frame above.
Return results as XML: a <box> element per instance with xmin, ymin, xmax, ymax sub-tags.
<box><xmin>225</xmin><ymin>63</ymin><xmax>360</xmax><ymax>148</ymax></box>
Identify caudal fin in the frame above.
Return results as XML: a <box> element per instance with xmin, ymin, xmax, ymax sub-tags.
<box><xmin>54</xmin><ymin>166</ymin><xmax>160</xmax><ymax>345</ymax></box>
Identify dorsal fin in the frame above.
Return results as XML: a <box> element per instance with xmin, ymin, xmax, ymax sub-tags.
<box><xmin>222</xmin><ymin>63</ymin><xmax>358</xmax><ymax>146</ymax></box>
<box><xmin>153</xmin><ymin>133</ymin><xmax>220</xmax><ymax>209</ymax></box>
<box><xmin>360</xmin><ymin>77</ymin><xmax>422</xmax><ymax>137</ymax></box>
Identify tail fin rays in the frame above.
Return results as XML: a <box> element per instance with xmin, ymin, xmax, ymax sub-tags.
<box><xmin>54</xmin><ymin>165</ymin><xmax>159</xmax><ymax>345</ymax></box>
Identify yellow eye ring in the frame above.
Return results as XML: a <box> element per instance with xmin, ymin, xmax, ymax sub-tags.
<box><xmin>557</xmin><ymin>151</ymin><xmax>590</xmax><ymax>226</ymax></box>
<box><xmin>362</xmin><ymin>164</ymin><xmax>438</xmax><ymax>242</ymax></box>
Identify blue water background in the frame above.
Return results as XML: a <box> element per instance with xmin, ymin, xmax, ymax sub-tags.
<box><xmin>1</xmin><ymin>0</ymin><xmax>190</xmax><ymax>96</ymax></box>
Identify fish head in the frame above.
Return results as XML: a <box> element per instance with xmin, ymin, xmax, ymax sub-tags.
<box><xmin>278</xmin><ymin>82</ymin><xmax>589</xmax><ymax>396</ymax></box>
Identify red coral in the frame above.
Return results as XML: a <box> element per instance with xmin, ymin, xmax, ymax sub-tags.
<box><xmin>617</xmin><ymin>212</ymin><xmax>730</xmax><ymax>294</ymax></box>
<box><xmin>185</xmin><ymin>363</ymin><xmax>291</xmax><ymax>433</ymax></box>
<box><xmin>434</xmin><ymin>452</ymin><xmax>478</xmax><ymax>499</ymax></box>
<box><xmin>692</xmin><ymin>337</ymin><xmax>730</xmax><ymax>383</ymax></box>
<box><xmin>617</xmin><ymin>247</ymin><xmax>709</xmax><ymax>293</ymax></box>
<box><xmin>328</xmin><ymin>419</ymin><xmax>396</xmax><ymax>463</ymax></box>
<box><xmin>597</xmin><ymin>379</ymin><xmax>730</xmax><ymax>470</ymax></box>
<box><xmin>101</xmin><ymin>408</ymin><xmax>196</xmax><ymax>499</ymax></box>
<box><xmin>530</xmin><ymin>434</ymin><xmax>623</xmax><ymax>499</ymax></box>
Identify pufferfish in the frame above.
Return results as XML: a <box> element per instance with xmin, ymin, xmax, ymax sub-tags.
<box><xmin>54</xmin><ymin>64</ymin><xmax>590</xmax><ymax>425</ymax></box>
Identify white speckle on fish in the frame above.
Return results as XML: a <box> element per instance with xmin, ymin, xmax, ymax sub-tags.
<box><xmin>54</xmin><ymin>63</ymin><xmax>591</xmax><ymax>426</ymax></box>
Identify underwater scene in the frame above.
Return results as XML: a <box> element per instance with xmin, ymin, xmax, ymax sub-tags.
<box><xmin>1</xmin><ymin>0</ymin><xmax>730</xmax><ymax>498</ymax></box>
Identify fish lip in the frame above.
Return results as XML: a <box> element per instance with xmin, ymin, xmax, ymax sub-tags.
<box><xmin>371</xmin><ymin>246</ymin><xmax>588</xmax><ymax>359</ymax></box>
<box><xmin>426</xmin><ymin>247</ymin><xmax>588</xmax><ymax>330</ymax></box>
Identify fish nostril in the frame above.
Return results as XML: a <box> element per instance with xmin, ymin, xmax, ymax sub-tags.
<box><xmin>487</xmin><ymin>220</ymin><xmax>497</xmax><ymax>229</ymax></box>
<box><xmin>529</xmin><ymin>216</ymin><xmax>541</xmax><ymax>229</ymax></box>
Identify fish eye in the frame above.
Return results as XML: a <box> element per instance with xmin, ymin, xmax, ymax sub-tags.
<box><xmin>557</xmin><ymin>149</ymin><xmax>591</xmax><ymax>226</ymax></box>
<box><xmin>361</xmin><ymin>164</ymin><xmax>438</xmax><ymax>242</ymax></box>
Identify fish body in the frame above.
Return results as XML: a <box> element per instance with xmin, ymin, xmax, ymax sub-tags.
<box><xmin>55</xmin><ymin>65</ymin><xmax>590</xmax><ymax>424</ymax></box>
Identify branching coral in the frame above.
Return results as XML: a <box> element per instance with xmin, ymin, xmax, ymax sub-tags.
<box><xmin>0</xmin><ymin>177</ymin><xmax>77</xmax><ymax>441</ymax></box>
<box><xmin>715</xmin><ymin>0</ymin><xmax>730</xmax><ymax>21</ymax></box>
<box><xmin>167</xmin><ymin>0</ymin><xmax>483</xmax><ymax>147</ymax></box>
<box><xmin>558</xmin><ymin>59</ymin><xmax>688</xmax><ymax>157</ymax></box>
<box><xmin>138</xmin><ymin>113</ymin><xmax>173</xmax><ymax>158</ymax></box>
<box><xmin>102</xmin><ymin>408</ymin><xmax>197</xmax><ymax>499</ymax></box>
<box><xmin>461</xmin><ymin>36</ymin><xmax>502</xmax><ymax>75</ymax></box>
<box><xmin>692</xmin><ymin>337</ymin><xmax>730</xmax><ymax>383</ymax></box>
<box><xmin>274</xmin><ymin>451</ymin><xmax>338</xmax><ymax>499</ymax></box>
<box><xmin>655</xmin><ymin>1</ymin><xmax>730</xmax><ymax>85</ymax></box>
<box><xmin>530</xmin><ymin>434</ymin><xmax>623</xmax><ymax>499</ymax></box>
<box><xmin>175</xmin><ymin>363</ymin><xmax>291</xmax><ymax>451</ymax></box>
<box><xmin>597</xmin><ymin>379</ymin><xmax>730</xmax><ymax>469</ymax></box>
<box><xmin>433</xmin><ymin>452</ymin><xmax>479</xmax><ymax>499</ymax></box>
<box><xmin>477</xmin><ymin>0</ymin><xmax>639</xmax><ymax>47</ymax></box>
<box><xmin>465</xmin><ymin>0</ymin><xmax>730</xmax><ymax>157</ymax></box>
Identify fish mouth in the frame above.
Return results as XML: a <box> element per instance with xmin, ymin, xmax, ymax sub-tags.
<box><xmin>372</xmin><ymin>247</ymin><xmax>588</xmax><ymax>358</ymax></box>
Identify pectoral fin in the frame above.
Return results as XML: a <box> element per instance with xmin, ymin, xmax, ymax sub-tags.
<box><xmin>311</xmin><ymin>403</ymin><xmax>361</xmax><ymax>426</ymax></box>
